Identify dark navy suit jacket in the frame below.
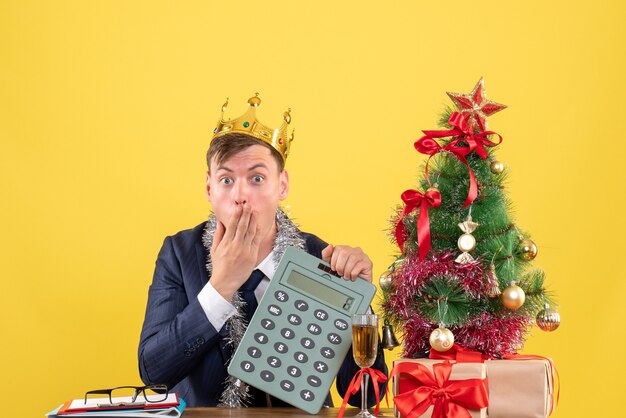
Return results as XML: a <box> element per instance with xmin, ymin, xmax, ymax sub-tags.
<box><xmin>138</xmin><ymin>222</ymin><xmax>387</xmax><ymax>407</ymax></box>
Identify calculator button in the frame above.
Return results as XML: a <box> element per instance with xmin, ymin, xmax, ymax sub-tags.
<box><xmin>267</xmin><ymin>356</ymin><xmax>282</xmax><ymax>368</ymax></box>
<box><xmin>314</xmin><ymin>309</ymin><xmax>328</xmax><ymax>321</ymax></box>
<box><xmin>334</xmin><ymin>318</ymin><xmax>349</xmax><ymax>331</ymax></box>
<box><xmin>254</xmin><ymin>333</ymin><xmax>269</xmax><ymax>344</ymax></box>
<box><xmin>274</xmin><ymin>290</ymin><xmax>289</xmax><ymax>302</ymax></box>
<box><xmin>327</xmin><ymin>333</ymin><xmax>342</xmax><ymax>345</ymax></box>
<box><xmin>307</xmin><ymin>323</ymin><xmax>322</xmax><ymax>335</ymax></box>
<box><xmin>307</xmin><ymin>375</ymin><xmax>322</xmax><ymax>387</ymax></box>
<box><xmin>287</xmin><ymin>365</ymin><xmax>302</xmax><ymax>377</ymax></box>
<box><xmin>280</xmin><ymin>328</ymin><xmax>295</xmax><ymax>340</ymax></box>
<box><xmin>320</xmin><ymin>347</ymin><xmax>335</xmax><ymax>359</ymax></box>
<box><xmin>240</xmin><ymin>361</ymin><xmax>255</xmax><ymax>372</ymax></box>
<box><xmin>294</xmin><ymin>300</ymin><xmax>309</xmax><ymax>311</ymax></box>
<box><xmin>274</xmin><ymin>342</ymin><xmax>289</xmax><ymax>354</ymax></box>
<box><xmin>260</xmin><ymin>370</ymin><xmax>275</xmax><ymax>382</ymax></box>
<box><xmin>301</xmin><ymin>337</ymin><xmax>315</xmax><ymax>349</ymax></box>
<box><xmin>300</xmin><ymin>390</ymin><xmax>315</xmax><ymax>402</ymax></box>
<box><xmin>314</xmin><ymin>361</ymin><xmax>328</xmax><ymax>373</ymax></box>
<box><xmin>287</xmin><ymin>314</ymin><xmax>302</xmax><ymax>325</ymax></box>
<box><xmin>261</xmin><ymin>319</ymin><xmax>275</xmax><ymax>330</ymax></box>
<box><xmin>294</xmin><ymin>351</ymin><xmax>308</xmax><ymax>363</ymax></box>
<box><xmin>280</xmin><ymin>380</ymin><xmax>295</xmax><ymax>392</ymax></box>
<box><xmin>247</xmin><ymin>347</ymin><xmax>262</xmax><ymax>358</ymax></box>
<box><xmin>268</xmin><ymin>305</ymin><xmax>282</xmax><ymax>316</ymax></box>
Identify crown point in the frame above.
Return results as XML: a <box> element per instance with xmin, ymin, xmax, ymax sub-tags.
<box><xmin>248</xmin><ymin>95</ymin><xmax>261</xmax><ymax>107</ymax></box>
<box><xmin>221</xmin><ymin>98</ymin><xmax>229</xmax><ymax>113</ymax></box>
<box><xmin>213</xmin><ymin>95</ymin><xmax>292</xmax><ymax>163</ymax></box>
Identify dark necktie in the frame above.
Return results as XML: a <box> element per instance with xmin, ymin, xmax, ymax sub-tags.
<box><xmin>239</xmin><ymin>269</ymin><xmax>266</xmax><ymax>322</ymax></box>
<box><xmin>224</xmin><ymin>270</ymin><xmax>266</xmax><ymax>406</ymax></box>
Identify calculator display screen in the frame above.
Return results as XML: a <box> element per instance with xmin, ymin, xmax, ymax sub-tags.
<box><xmin>286</xmin><ymin>269</ymin><xmax>353</xmax><ymax>311</ymax></box>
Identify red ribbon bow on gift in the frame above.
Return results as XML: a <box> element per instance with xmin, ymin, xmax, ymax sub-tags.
<box><xmin>390</xmin><ymin>361</ymin><xmax>488</xmax><ymax>418</ymax></box>
<box><xmin>429</xmin><ymin>343</ymin><xmax>487</xmax><ymax>363</ymax></box>
<box><xmin>415</xmin><ymin>112</ymin><xmax>503</xmax><ymax>208</ymax></box>
<box><xmin>395</xmin><ymin>188</ymin><xmax>441</xmax><ymax>259</ymax></box>
<box><xmin>337</xmin><ymin>368</ymin><xmax>388</xmax><ymax>418</ymax></box>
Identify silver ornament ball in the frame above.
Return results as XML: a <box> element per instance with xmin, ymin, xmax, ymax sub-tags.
<box><xmin>536</xmin><ymin>306</ymin><xmax>561</xmax><ymax>331</ymax></box>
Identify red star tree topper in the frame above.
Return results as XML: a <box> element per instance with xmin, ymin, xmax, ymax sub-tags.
<box><xmin>446</xmin><ymin>77</ymin><xmax>507</xmax><ymax>131</ymax></box>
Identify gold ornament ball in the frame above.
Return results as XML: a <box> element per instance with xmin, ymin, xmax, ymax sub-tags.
<box><xmin>501</xmin><ymin>283</ymin><xmax>526</xmax><ymax>310</ymax></box>
<box><xmin>490</xmin><ymin>160</ymin><xmax>505</xmax><ymax>173</ymax></box>
<box><xmin>518</xmin><ymin>239</ymin><xmax>538</xmax><ymax>261</ymax></box>
<box><xmin>536</xmin><ymin>307</ymin><xmax>561</xmax><ymax>332</ymax></box>
<box><xmin>429</xmin><ymin>326</ymin><xmax>455</xmax><ymax>352</ymax></box>
<box><xmin>457</xmin><ymin>233</ymin><xmax>476</xmax><ymax>252</ymax></box>
<box><xmin>426</xmin><ymin>184</ymin><xmax>440</xmax><ymax>193</ymax></box>
<box><xmin>393</xmin><ymin>258</ymin><xmax>405</xmax><ymax>269</ymax></box>
<box><xmin>379</xmin><ymin>270</ymin><xmax>394</xmax><ymax>292</ymax></box>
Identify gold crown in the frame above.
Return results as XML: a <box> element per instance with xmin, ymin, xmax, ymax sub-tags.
<box><xmin>212</xmin><ymin>93</ymin><xmax>294</xmax><ymax>162</ymax></box>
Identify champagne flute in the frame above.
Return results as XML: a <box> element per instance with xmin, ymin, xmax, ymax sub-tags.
<box><xmin>352</xmin><ymin>313</ymin><xmax>379</xmax><ymax>418</ymax></box>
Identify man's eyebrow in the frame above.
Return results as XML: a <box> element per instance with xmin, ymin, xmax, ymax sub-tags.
<box><xmin>249</xmin><ymin>163</ymin><xmax>269</xmax><ymax>171</ymax></box>
<box><xmin>214</xmin><ymin>163</ymin><xmax>269</xmax><ymax>173</ymax></box>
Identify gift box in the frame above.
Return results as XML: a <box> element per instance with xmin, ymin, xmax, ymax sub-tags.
<box><xmin>391</xmin><ymin>358</ymin><xmax>488</xmax><ymax>418</ymax></box>
<box><xmin>486</xmin><ymin>358</ymin><xmax>555</xmax><ymax>418</ymax></box>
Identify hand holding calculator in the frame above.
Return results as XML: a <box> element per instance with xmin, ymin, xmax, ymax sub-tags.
<box><xmin>227</xmin><ymin>246</ymin><xmax>377</xmax><ymax>414</ymax></box>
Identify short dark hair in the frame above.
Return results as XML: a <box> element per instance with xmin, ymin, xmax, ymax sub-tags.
<box><xmin>206</xmin><ymin>133</ymin><xmax>285</xmax><ymax>173</ymax></box>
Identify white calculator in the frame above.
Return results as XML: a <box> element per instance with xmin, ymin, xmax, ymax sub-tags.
<box><xmin>227</xmin><ymin>246</ymin><xmax>376</xmax><ymax>414</ymax></box>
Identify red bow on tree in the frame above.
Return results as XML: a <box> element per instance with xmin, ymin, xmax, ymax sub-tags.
<box><xmin>395</xmin><ymin>188</ymin><xmax>441</xmax><ymax>260</ymax></box>
<box><xmin>390</xmin><ymin>361</ymin><xmax>489</xmax><ymax>418</ymax></box>
<box><xmin>415</xmin><ymin>112</ymin><xmax>502</xmax><ymax>208</ymax></box>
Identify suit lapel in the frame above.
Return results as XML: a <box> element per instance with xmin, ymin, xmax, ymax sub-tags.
<box><xmin>195</xmin><ymin>242</ymin><xmax>209</xmax><ymax>288</ymax></box>
<box><xmin>218</xmin><ymin>326</ymin><xmax>232</xmax><ymax>365</ymax></box>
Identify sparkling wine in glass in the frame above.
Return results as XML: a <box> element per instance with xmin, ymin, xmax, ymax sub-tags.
<box><xmin>352</xmin><ymin>314</ymin><xmax>379</xmax><ymax>418</ymax></box>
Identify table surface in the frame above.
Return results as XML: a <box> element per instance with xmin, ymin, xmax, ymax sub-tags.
<box><xmin>183</xmin><ymin>408</ymin><xmax>395</xmax><ymax>417</ymax></box>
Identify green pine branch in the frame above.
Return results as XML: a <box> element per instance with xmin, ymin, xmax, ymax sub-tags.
<box><xmin>418</xmin><ymin>275</ymin><xmax>485</xmax><ymax>326</ymax></box>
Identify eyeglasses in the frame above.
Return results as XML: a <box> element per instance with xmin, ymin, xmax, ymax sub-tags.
<box><xmin>84</xmin><ymin>384</ymin><xmax>169</xmax><ymax>407</ymax></box>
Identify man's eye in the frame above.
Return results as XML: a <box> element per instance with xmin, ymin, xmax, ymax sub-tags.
<box><xmin>252</xmin><ymin>175</ymin><xmax>264</xmax><ymax>183</ymax></box>
<box><xmin>220</xmin><ymin>178</ymin><xmax>233</xmax><ymax>185</ymax></box>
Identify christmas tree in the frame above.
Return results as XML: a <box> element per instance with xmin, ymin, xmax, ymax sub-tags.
<box><xmin>381</xmin><ymin>78</ymin><xmax>560</xmax><ymax>359</ymax></box>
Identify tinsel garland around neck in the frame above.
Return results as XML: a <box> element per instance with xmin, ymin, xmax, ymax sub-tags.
<box><xmin>202</xmin><ymin>207</ymin><xmax>305</xmax><ymax>407</ymax></box>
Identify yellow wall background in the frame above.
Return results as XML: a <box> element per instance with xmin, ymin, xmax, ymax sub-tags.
<box><xmin>1</xmin><ymin>1</ymin><xmax>624</xmax><ymax>417</ymax></box>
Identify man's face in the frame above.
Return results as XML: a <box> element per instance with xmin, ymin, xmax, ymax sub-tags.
<box><xmin>206</xmin><ymin>144</ymin><xmax>289</xmax><ymax>240</ymax></box>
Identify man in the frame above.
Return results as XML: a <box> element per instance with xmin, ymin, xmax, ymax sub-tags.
<box><xmin>138</xmin><ymin>94</ymin><xmax>387</xmax><ymax>407</ymax></box>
